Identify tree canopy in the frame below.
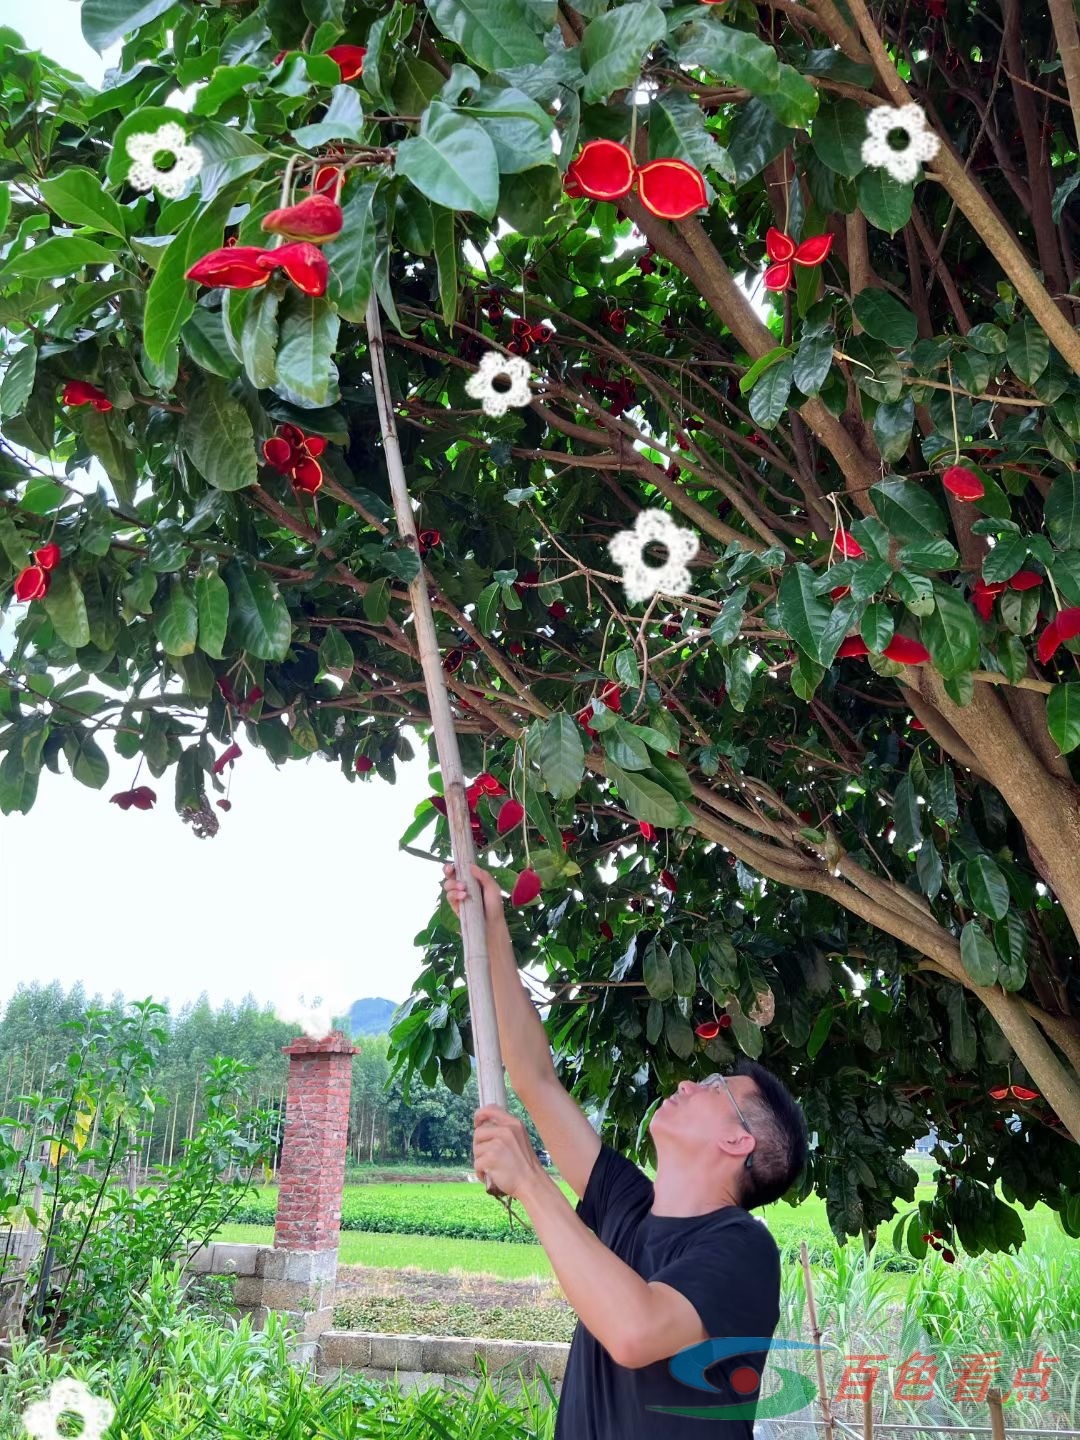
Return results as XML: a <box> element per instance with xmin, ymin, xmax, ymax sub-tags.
<box><xmin>0</xmin><ymin>0</ymin><xmax>1078</xmax><ymax>1257</ymax></box>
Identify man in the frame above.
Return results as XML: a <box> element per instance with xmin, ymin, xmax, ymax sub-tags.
<box><xmin>443</xmin><ymin>862</ymin><xmax>809</xmax><ymax>1439</ymax></box>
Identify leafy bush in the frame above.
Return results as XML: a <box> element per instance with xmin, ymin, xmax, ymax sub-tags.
<box><xmin>0</xmin><ymin>1001</ymin><xmax>275</xmax><ymax>1355</ymax></box>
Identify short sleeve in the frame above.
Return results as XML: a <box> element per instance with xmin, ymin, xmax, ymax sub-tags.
<box><xmin>575</xmin><ymin>1142</ymin><xmax>653</xmax><ymax>1240</ymax></box>
<box><xmin>650</xmin><ymin>1219</ymin><xmax>781</xmax><ymax>1345</ymax></box>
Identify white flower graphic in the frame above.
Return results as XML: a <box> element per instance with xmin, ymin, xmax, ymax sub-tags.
<box><xmin>276</xmin><ymin>994</ymin><xmax>336</xmax><ymax>1040</ymax></box>
<box><xmin>124</xmin><ymin>122</ymin><xmax>203</xmax><ymax>199</ymax></box>
<box><xmin>861</xmin><ymin>103</ymin><xmax>940</xmax><ymax>184</ymax></box>
<box><xmin>608</xmin><ymin>509</ymin><xmax>699</xmax><ymax>605</ymax></box>
<box><xmin>464</xmin><ymin>351</ymin><xmax>534</xmax><ymax>417</ymax></box>
<box><xmin>21</xmin><ymin>1379</ymin><xmax>114</xmax><ymax>1440</ymax></box>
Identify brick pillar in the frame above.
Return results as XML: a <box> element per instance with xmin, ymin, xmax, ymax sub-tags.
<box><xmin>275</xmin><ymin>1031</ymin><xmax>358</xmax><ymax>1252</ymax></box>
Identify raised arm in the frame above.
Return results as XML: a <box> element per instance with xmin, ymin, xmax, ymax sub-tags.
<box><xmin>443</xmin><ymin>863</ymin><xmax>602</xmax><ymax>1200</ymax></box>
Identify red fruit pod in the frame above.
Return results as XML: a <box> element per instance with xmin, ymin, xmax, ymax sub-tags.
<box><xmin>639</xmin><ymin>821</ymin><xmax>656</xmax><ymax>841</ymax></box>
<box><xmin>212</xmin><ymin>741</ymin><xmax>242</xmax><ymax>775</ymax></box>
<box><xmin>695</xmin><ymin>1019</ymin><xmax>721</xmax><ymax>1039</ymax></box>
<box><xmin>599</xmin><ymin>921</ymin><xmax>615</xmax><ymax>941</ymax></box>
<box><xmin>33</xmin><ymin>542</ymin><xmax>62</xmax><ymax>571</ymax></box>
<box><xmin>186</xmin><ymin>244</ymin><xmax>272</xmax><ymax>289</ymax></box>
<box><xmin>830</xmin><ymin>585</ymin><xmax>851</xmax><ymax>600</ymax></box>
<box><xmin>511</xmin><ymin>867</ymin><xmax>542</xmax><ymax>906</ymax></box>
<box><xmin>576</xmin><ymin>705</ymin><xmax>598</xmax><ymax>739</ymax></box>
<box><xmin>1011</xmin><ymin>1085</ymin><xmax>1040</xmax><ymax>1101</ymax></box>
<box><xmin>547</xmin><ymin>601</ymin><xmax>568</xmax><ymax>620</ymax></box>
<box><xmin>262</xmin><ymin>436</ymin><xmax>295</xmax><ymax>472</ymax></box>
<box><xmin>718</xmin><ymin>1013</ymin><xmax>733</xmax><ymax>1029</ymax></box>
<box><xmin>216</xmin><ymin>798</ymin><xmax>232</xmax><ymax>811</ymax></box>
<box><xmin>355</xmin><ymin>755</ymin><xmax>374</xmax><ymax>773</ymax></box>
<box><xmin>326</xmin><ymin>43</ymin><xmax>367</xmax><ymax>81</ymax></box>
<box><xmin>263</xmin><ymin>241</ymin><xmax>330</xmax><ymax>297</ymax></box>
<box><xmin>301</xmin><ymin>433</ymin><xmax>327</xmax><ymax>458</ymax></box>
<box><xmin>942</xmin><ymin>465</ymin><xmax>985</xmax><ymax>501</ymax></box>
<box><xmin>599</xmin><ymin>681</ymin><xmax>622</xmax><ymax>712</ymax></box>
<box><xmin>835</xmin><ymin>528</ymin><xmax>864</xmax><ymax>558</ymax></box>
<box><xmin>793</xmin><ymin>233</ymin><xmax>834</xmax><ymax>266</ymax></box>
<box><xmin>417</xmin><ymin>528</ymin><xmax>441</xmax><ymax>556</ymax></box>
<box><xmin>475</xmin><ymin>771</ymin><xmax>506</xmax><ymax>796</ymax></box>
<box><xmin>763</xmin><ymin>260</ymin><xmax>793</xmax><ymax>291</ymax></box>
<box><xmin>496</xmin><ymin>798</ymin><xmax>525</xmax><ymax>835</ymax></box>
<box><xmin>659</xmin><ymin>869</ymin><xmax>677</xmax><ymax>893</ymax></box>
<box><xmin>291</xmin><ymin>456</ymin><xmax>323</xmax><ymax>494</ymax></box>
<box><xmin>564</xmin><ymin>139</ymin><xmax>635</xmax><ymax>201</ymax></box>
<box><xmin>60</xmin><ymin>380</ymin><xmax>112</xmax><ymax>410</ymax></box>
<box><xmin>838</xmin><ymin>635</ymin><xmax>870</xmax><ymax>657</ymax></box>
<box><xmin>635</xmin><ymin>158</ymin><xmax>708</xmax><ymax>219</ymax></box>
<box><xmin>972</xmin><ymin>577</ymin><xmax>1006</xmax><ymax>620</ymax></box>
<box><xmin>765</xmin><ymin>227</ymin><xmax>796</xmax><ymax>262</ymax></box>
<box><xmin>429</xmin><ymin>794</ymin><xmax>448</xmax><ymax>816</ymax></box>
<box><xmin>13</xmin><ymin>564</ymin><xmax>49</xmax><ymax>602</ymax></box>
<box><xmin>261</xmin><ymin>194</ymin><xmax>345</xmax><ymax>244</ymax></box>
<box><xmin>884</xmin><ymin>635</ymin><xmax>931</xmax><ymax>665</ymax></box>
<box><xmin>129</xmin><ymin>785</ymin><xmax>157</xmax><ymax>810</ymax></box>
<box><xmin>561</xmin><ymin>829</ymin><xmax>577</xmax><ymax>851</ymax></box>
<box><xmin>312</xmin><ymin>164</ymin><xmax>342</xmax><ymax>196</ymax></box>
<box><xmin>941</xmin><ymin>1248</ymin><xmax>956</xmax><ymax>1264</ymax></box>
<box><xmin>1008</xmin><ymin>570</ymin><xmax>1042</xmax><ymax>591</ymax></box>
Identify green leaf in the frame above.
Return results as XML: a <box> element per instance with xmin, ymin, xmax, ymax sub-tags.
<box><xmin>182</xmin><ymin>305</ymin><xmax>242</xmax><ymax>381</ymax></box>
<box><xmin>778</xmin><ymin>563</ymin><xmax>852</xmax><ymax>667</ymax></box>
<box><xmin>325</xmin><ymin>182</ymin><xmax>379</xmax><ymax>323</ymax></box>
<box><xmin>853</xmin><ymin>289</ymin><xmax>917</xmax><ymax>349</ymax></box>
<box><xmin>759</xmin><ymin>64</ymin><xmax>818</xmax><ymax>128</ymax></box>
<box><xmin>319</xmin><ymin>626</ymin><xmax>355</xmax><ymax>679</ymax></box>
<box><xmin>792</xmin><ymin>334</ymin><xmax>833</xmax><ymax>396</ymax></box>
<box><xmin>0</xmin><ymin>346</ymin><xmax>37</xmax><ymax>421</ymax></box>
<box><xmin>191</xmin><ymin>62</ymin><xmax>264</xmax><ymax>117</ymax></box>
<box><xmin>37</xmin><ymin>168</ymin><xmax>128</xmax><ymax>240</ymax></box>
<box><xmin>1045</xmin><ymin>474</ymin><xmax>1080</xmax><ymax>548</ymax></box>
<box><xmin>728</xmin><ymin>1005</ymin><xmax>763</xmax><ymax>1059</ymax></box>
<box><xmin>959</xmin><ymin>921</ymin><xmax>1000</xmax><ymax>986</ymax></box>
<box><xmin>806</xmin><ymin>1006</ymin><xmax>834</xmax><ymax>1059</ymax></box>
<box><xmin>396</xmin><ymin>101</ymin><xmax>500</xmax><ymax>219</ymax></box>
<box><xmin>665</xmin><ymin>1009</ymin><xmax>696</xmax><ymax>1059</ymax></box>
<box><xmin>41</xmin><ymin>567</ymin><xmax>90</xmax><ymax>648</ymax></box>
<box><xmin>646</xmin><ymin>998</ymin><xmax>664</xmax><ymax>1045</ymax></box>
<box><xmin>1</xmin><ymin>235</ymin><xmax>117</xmax><ymax>280</ymax></box>
<box><xmin>292</xmin><ymin>85</ymin><xmax>367</xmax><ymax>147</ymax></box>
<box><xmin>855</xmin><ymin>169</ymin><xmax>913</xmax><ymax>234</ymax></box>
<box><xmin>238</xmin><ymin>286</ymin><xmax>281</xmax><ymax>391</ymax></box>
<box><xmin>192</xmin><ymin>123</ymin><xmax>269</xmax><ymax>200</ymax></box>
<box><xmin>922</xmin><ymin>582</ymin><xmax>979</xmax><ymax>678</ymax></box>
<box><xmin>154</xmin><ymin>578</ymin><xmax>198</xmax><ymax>656</ymax></box>
<box><xmin>643</xmin><ymin>940</ymin><xmax>674</xmax><ymax>1000</ymax></box>
<box><xmin>860</xmin><ymin>602</ymin><xmax>894</xmax><ymax>653</ymax></box>
<box><xmin>944</xmin><ymin>986</ymin><xmax>977</xmax><ymax>1069</ymax></box>
<box><xmin>180</xmin><ymin>373</ymin><xmax>258</xmax><ymax>491</ymax></box>
<box><xmin>738</xmin><ymin>344</ymin><xmax>791</xmax><ymax>394</ymax></box>
<box><xmin>195</xmin><ymin>566</ymin><xmax>229</xmax><ymax>659</ymax></box>
<box><xmin>1005</xmin><ymin>318</ymin><xmax>1049</xmax><ymax>386</ymax></box>
<box><xmin>676</xmin><ymin>19</ymin><xmax>780</xmax><ymax>97</ymax></box>
<box><xmin>670</xmin><ymin>943</ymin><xmax>696</xmax><ymax>997</ymax></box>
<box><xmin>981</xmin><ymin>533</ymin><xmax>1027</xmax><ymax>584</ymax></box>
<box><xmin>363</xmin><ymin>577</ymin><xmax>391</xmax><ymax>624</ymax></box>
<box><xmin>649</xmin><ymin>91</ymin><xmax>735</xmax><ymax>184</ymax></box>
<box><xmin>539</xmin><ymin>713</ymin><xmax>585</xmax><ymax>801</ymax></box>
<box><xmin>81</xmin><ymin>0</ymin><xmax>177</xmax><ymax>52</ymax></box>
<box><xmin>870</xmin><ymin>477</ymin><xmax>948</xmax><ymax>545</ymax></box>
<box><xmin>431</xmin><ymin>206</ymin><xmax>459</xmax><ymax>327</ymax></box>
<box><xmin>1047</xmin><ymin>681</ymin><xmax>1080</xmax><ymax>754</ymax></box>
<box><xmin>965</xmin><ymin>855</ymin><xmax>1010</xmax><ymax>920</ymax></box>
<box><xmin>64</xmin><ymin>728</ymin><xmax>110</xmax><ymax>790</ymax></box>
<box><xmin>145</xmin><ymin>187</ymin><xmax>235</xmax><ymax>370</ymax></box>
<box><xmin>965</xmin><ymin>322</ymin><xmax>1007</xmax><ymax>355</ymax></box>
<box><xmin>224</xmin><ymin>561</ymin><xmax>293</xmax><ymax>661</ymax></box>
<box><xmin>892</xmin><ymin>775</ymin><xmax>921</xmax><ymax>851</ymax></box>
<box><xmin>462</xmin><ymin>83</ymin><xmax>557</xmax><ymax>174</ymax></box>
<box><xmin>425</xmin><ymin>0</ymin><xmax>546</xmax><ymax>70</ymax></box>
<box><xmin>602</xmin><ymin>720</ymin><xmax>652</xmax><ymax>771</ymax></box>
<box><xmin>274</xmin><ymin>294</ymin><xmax>341</xmax><ymax>410</ymax></box>
<box><xmin>582</xmin><ymin>2</ymin><xmax>666</xmax><ymax>104</ymax></box>
<box><xmin>872</xmin><ymin>394</ymin><xmax>914</xmax><ymax>462</ymax></box>
<box><xmin>811</xmin><ymin>98</ymin><xmax>867</xmax><ymax>177</ymax></box>
<box><xmin>899</xmin><ymin>538</ymin><xmax>959</xmax><ymax>571</ymax></box>
<box><xmin>748</xmin><ymin>356</ymin><xmax>793</xmax><ymax>429</ymax></box>
<box><xmin>606</xmin><ymin>761</ymin><xmax>687</xmax><ymax>827</ymax></box>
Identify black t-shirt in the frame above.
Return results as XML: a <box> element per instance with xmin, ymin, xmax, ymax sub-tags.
<box><xmin>552</xmin><ymin>1141</ymin><xmax>781</xmax><ymax>1440</ymax></box>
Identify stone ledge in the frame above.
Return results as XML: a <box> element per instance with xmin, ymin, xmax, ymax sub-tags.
<box><xmin>317</xmin><ymin>1331</ymin><xmax>570</xmax><ymax>1384</ymax></box>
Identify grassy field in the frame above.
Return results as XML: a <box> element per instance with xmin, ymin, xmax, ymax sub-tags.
<box><xmin>218</xmin><ymin>1160</ymin><xmax>1070</xmax><ymax>1286</ymax></box>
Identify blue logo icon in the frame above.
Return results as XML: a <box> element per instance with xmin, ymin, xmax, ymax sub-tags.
<box><xmin>650</xmin><ymin>1336</ymin><xmax>824</xmax><ymax>1420</ymax></box>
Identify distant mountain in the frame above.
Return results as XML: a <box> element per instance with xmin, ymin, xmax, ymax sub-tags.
<box><xmin>343</xmin><ymin>996</ymin><xmax>400</xmax><ymax>1036</ymax></box>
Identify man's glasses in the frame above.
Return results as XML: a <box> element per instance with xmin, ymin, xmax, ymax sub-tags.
<box><xmin>701</xmin><ymin>1072</ymin><xmax>754</xmax><ymax>1171</ymax></box>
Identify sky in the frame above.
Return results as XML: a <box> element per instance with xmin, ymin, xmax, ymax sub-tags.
<box><xmin>1</xmin><ymin>4</ymin><xmax>440</xmax><ymax>1022</ymax></box>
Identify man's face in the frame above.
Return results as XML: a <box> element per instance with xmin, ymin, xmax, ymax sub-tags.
<box><xmin>649</xmin><ymin>1072</ymin><xmax>756</xmax><ymax>1165</ymax></box>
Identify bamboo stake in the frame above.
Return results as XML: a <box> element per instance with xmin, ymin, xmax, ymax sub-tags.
<box><xmin>800</xmin><ymin>1239</ymin><xmax>837</xmax><ymax>1440</ymax></box>
<box><xmin>864</xmin><ymin>1392</ymin><xmax>874</xmax><ymax>1439</ymax></box>
<box><xmin>364</xmin><ymin>291</ymin><xmax>509</xmax><ymax>1195</ymax></box>
<box><xmin>987</xmin><ymin>1388</ymin><xmax>1007</xmax><ymax>1440</ymax></box>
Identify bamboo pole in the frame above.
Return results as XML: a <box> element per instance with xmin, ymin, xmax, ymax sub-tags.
<box><xmin>800</xmin><ymin>1239</ymin><xmax>837</xmax><ymax>1440</ymax></box>
<box><xmin>364</xmin><ymin>292</ymin><xmax>509</xmax><ymax>1196</ymax></box>
<box><xmin>987</xmin><ymin>1388</ymin><xmax>1007</xmax><ymax>1440</ymax></box>
<box><xmin>864</xmin><ymin>1392</ymin><xmax>874</xmax><ymax>1439</ymax></box>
